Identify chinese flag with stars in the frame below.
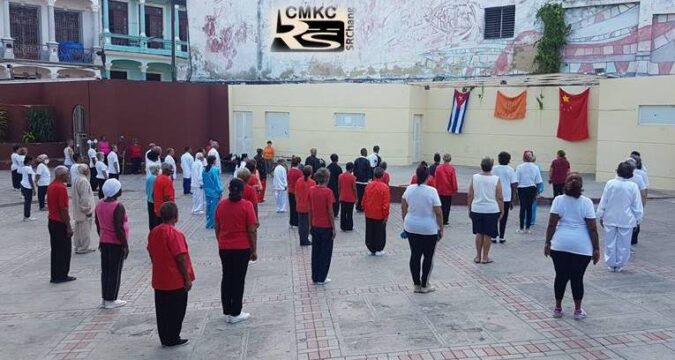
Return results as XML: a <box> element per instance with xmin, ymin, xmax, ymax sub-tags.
<box><xmin>558</xmin><ymin>88</ymin><xmax>590</xmax><ymax>141</ymax></box>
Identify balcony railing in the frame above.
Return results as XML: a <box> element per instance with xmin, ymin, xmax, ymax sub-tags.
<box><xmin>12</xmin><ymin>42</ymin><xmax>96</xmax><ymax>64</ymax></box>
<box><xmin>105</xmin><ymin>33</ymin><xmax>189</xmax><ymax>58</ymax></box>
<box><xmin>13</xmin><ymin>43</ymin><xmax>46</xmax><ymax>61</ymax></box>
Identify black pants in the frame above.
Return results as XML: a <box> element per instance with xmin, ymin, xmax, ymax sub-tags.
<box><xmin>288</xmin><ymin>193</ymin><xmax>298</xmax><ymax>227</ymax></box>
<box><xmin>332</xmin><ymin>199</ymin><xmax>340</xmax><ymax>218</ymax></box>
<box><xmin>154</xmin><ymin>288</ymin><xmax>188</xmax><ymax>346</ymax></box>
<box><xmin>550</xmin><ymin>250</ymin><xmax>591</xmax><ymax>301</ymax></box>
<box><xmin>365</xmin><ymin>218</ymin><xmax>386</xmax><ymax>253</ymax></box>
<box><xmin>11</xmin><ymin>169</ymin><xmax>20</xmax><ymax>189</ymax></box>
<box><xmin>97</xmin><ymin>178</ymin><xmax>107</xmax><ymax>199</ymax></box>
<box><xmin>21</xmin><ymin>187</ymin><xmax>33</xmax><ymax>218</ymax></box>
<box><xmin>109</xmin><ymin>173</ymin><xmax>119</xmax><ymax>180</ymax></box>
<box><xmin>311</xmin><ymin>227</ymin><xmax>334</xmax><ymax>283</ymax></box>
<box><xmin>131</xmin><ymin>158</ymin><xmax>141</xmax><ymax>174</ymax></box>
<box><xmin>408</xmin><ymin>233</ymin><xmax>438</xmax><ymax>287</ymax></box>
<box><xmin>49</xmin><ymin>220</ymin><xmax>72</xmax><ymax>281</ymax></box>
<box><xmin>90</xmin><ymin>167</ymin><xmax>98</xmax><ymax>191</ymax></box>
<box><xmin>440</xmin><ymin>195</ymin><xmax>452</xmax><ymax>225</ymax></box>
<box><xmin>37</xmin><ymin>185</ymin><xmax>48</xmax><ymax>210</ymax></box>
<box><xmin>631</xmin><ymin>225</ymin><xmax>640</xmax><ymax>245</ymax></box>
<box><xmin>298</xmin><ymin>212</ymin><xmax>310</xmax><ymax>245</ymax></box>
<box><xmin>182</xmin><ymin>178</ymin><xmax>191</xmax><ymax>195</ymax></box>
<box><xmin>517</xmin><ymin>186</ymin><xmax>537</xmax><ymax>230</ymax></box>
<box><xmin>148</xmin><ymin>202</ymin><xmax>161</xmax><ymax>231</ymax></box>
<box><xmin>340</xmin><ymin>202</ymin><xmax>354</xmax><ymax>231</ymax></box>
<box><xmin>553</xmin><ymin>184</ymin><xmax>564</xmax><ymax>197</ymax></box>
<box><xmin>219</xmin><ymin>249</ymin><xmax>251</xmax><ymax>316</ymax></box>
<box><xmin>101</xmin><ymin>243</ymin><xmax>125</xmax><ymax>301</ymax></box>
<box><xmin>499</xmin><ymin>201</ymin><xmax>511</xmax><ymax>239</ymax></box>
<box><xmin>356</xmin><ymin>183</ymin><xmax>366</xmax><ymax>211</ymax></box>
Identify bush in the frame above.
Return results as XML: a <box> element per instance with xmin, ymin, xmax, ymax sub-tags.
<box><xmin>25</xmin><ymin>107</ymin><xmax>56</xmax><ymax>143</ymax></box>
<box><xmin>0</xmin><ymin>107</ymin><xmax>8</xmax><ymax>142</ymax></box>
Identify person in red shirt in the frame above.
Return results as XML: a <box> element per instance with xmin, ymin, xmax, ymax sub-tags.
<box><xmin>147</xmin><ymin>202</ymin><xmax>194</xmax><ymax>347</ymax></box>
<box><xmin>338</xmin><ymin>162</ymin><xmax>357</xmax><ymax>231</ymax></box>
<box><xmin>380</xmin><ymin>161</ymin><xmax>391</xmax><ymax>186</ymax></box>
<box><xmin>362</xmin><ymin>167</ymin><xmax>391</xmax><ymax>255</ymax></box>
<box><xmin>434</xmin><ymin>154</ymin><xmax>459</xmax><ymax>226</ymax></box>
<box><xmin>215</xmin><ymin>178</ymin><xmax>258</xmax><ymax>324</ymax></box>
<box><xmin>244</xmin><ymin>159</ymin><xmax>263</xmax><ymax>199</ymax></box>
<box><xmin>287</xmin><ymin>157</ymin><xmax>303</xmax><ymax>228</ymax></box>
<box><xmin>153</xmin><ymin>163</ymin><xmax>176</xmax><ymax>217</ymax></box>
<box><xmin>128</xmin><ymin>139</ymin><xmax>143</xmax><ymax>174</ymax></box>
<box><xmin>549</xmin><ymin>150</ymin><xmax>570</xmax><ymax>197</ymax></box>
<box><xmin>237</xmin><ymin>168</ymin><xmax>259</xmax><ymax>218</ymax></box>
<box><xmin>295</xmin><ymin>165</ymin><xmax>316</xmax><ymax>246</ymax></box>
<box><xmin>308</xmin><ymin>168</ymin><xmax>336</xmax><ymax>284</ymax></box>
<box><xmin>47</xmin><ymin>166</ymin><xmax>76</xmax><ymax>283</ymax></box>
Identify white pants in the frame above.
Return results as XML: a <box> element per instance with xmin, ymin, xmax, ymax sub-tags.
<box><xmin>192</xmin><ymin>187</ymin><xmax>204</xmax><ymax>213</ymax></box>
<box><xmin>275</xmin><ymin>190</ymin><xmax>288</xmax><ymax>212</ymax></box>
<box><xmin>604</xmin><ymin>226</ymin><xmax>633</xmax><ymax>269</ymax></box>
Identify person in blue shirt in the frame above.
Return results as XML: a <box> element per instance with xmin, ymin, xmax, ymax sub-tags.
<box><xmin>146</xmin><ymin>165</ymin><xmax>161</xmax><ymax>230</ymax></box>
<box><xmin>203</xmin><ymin>155</ymin><xmax>223</xmax><ymax>229</ymax></box>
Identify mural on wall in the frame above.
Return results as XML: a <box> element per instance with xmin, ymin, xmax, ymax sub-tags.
<box><xmin>188</xmin><ymin>0</ymin><xmax>675</xmax><ymax>81</ymax></box>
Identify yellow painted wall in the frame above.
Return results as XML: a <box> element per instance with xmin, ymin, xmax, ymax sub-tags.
<box><xmin>595</xmin><ymin>76</ymin><xmax>675</xmax><ymax>190</ymax></box>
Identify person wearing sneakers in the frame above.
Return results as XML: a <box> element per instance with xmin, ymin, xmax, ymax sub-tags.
<box><xmin>215</xmin><ymin>178</ymin><xmax>258</xmax><ymax>324</ymax></box>
<box><xmin>362</xmin><ymin>167</ymin><xmax>390</xmax><ymax>256</ymax></box>
<box><xmin>191</xmin><ymin>152</ymin><xmax>205</xmax><ymax>215</ymax></box>
<box><xmin>35</xmin><ymin>154</ymin><xmax>52</xmax><ymax>211</ymax></box>
<box><xmin>308</xmin><ymin>168</ymin><xmax>336</xmax><ymax>285</ymax></box>
<box><xmin>338</xmin><ymin>162</ymin><xmax>357</xmax><ymax>231</ymax></box>
<box><xmin>47</xmin><ymin>166</ymin><xmax>76</xmax><ymax>283</ymax></box>
<box><xmin>95</xmin><ymin>179</ymin><xmax>129</xmax><ymax>309</ymax></box>
<box><xmin>545</xmin><ymin>174</ymin><xmax>599</xmax><ymax>320</ymax></box>
<box><xmin>147</xmin><ymin>202</ymin><xmax>195</xmax><ymax>347</ymax></box>
<box><xmin>492</xmin><ymin>151</ymin><xmax>517</xmax><ymax>244</ymax></box>
<box><xmin>20</xmin><ymin>155</ymin><xmax>37</xmax><ymax>221</ymax></box>
<box><xmin>515</xmin><ymin>151</ymin><xmax>543</xmax><ymax>234</ymax></box>
<box><xmin>401</xmin><ymin>165</ymin><xmax>443</xmax><ymax>294</ymax></box>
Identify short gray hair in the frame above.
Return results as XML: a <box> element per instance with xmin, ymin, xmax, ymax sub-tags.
<box><xmin>55</xmin><ymin>165</ymin><xmax>69</xmax><ymax>178</ymax></box>
<box><xmin>150</xmin><ymin>164</ymin><xmax>161</xmax><ymax>175</ymax></box>
<box><xmin>161</xmin><ymin>162</ymin><xmax>173</xmax><ymax>173</ymax></box>
<box><xmin>480</xmin><ymin>157</ymin><xmax>494</xmax><ymax>172</ymax></box>
<box><xmin>314</xmin><ymin>168</ymin><xmax>330</xmax><ymax>184</ymax></box>
<box><xmin>443</xmin><ymin>153</ymin><xmax>452</xmax><ymax>162</ymax></box>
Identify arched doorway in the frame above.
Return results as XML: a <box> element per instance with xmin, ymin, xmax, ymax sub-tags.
<box><xmin>72</xmin><ymin>105</ymin><xmax>87</xmax><ymax>156</ymax></box>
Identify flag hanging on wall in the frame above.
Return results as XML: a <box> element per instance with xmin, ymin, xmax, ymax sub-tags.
<box><xmin>558</xmin><ymin>88</ymin><xmax>590</xmax><ymax>141</ymax></box>
<box><xmin>495</xmin><ymin>90</ymin><xmax>527</xmax><ymax>120</ymax></box>
<box><xmin>447</xmin><ymin>90</ymin><xmax>471</xmax><ymax>134</ymax></box>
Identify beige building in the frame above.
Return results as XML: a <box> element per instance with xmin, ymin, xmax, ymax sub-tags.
<box><xmin>228</xmin><ymin>75</ymin><xmax>675</xmax><ymax>191</ymax></box>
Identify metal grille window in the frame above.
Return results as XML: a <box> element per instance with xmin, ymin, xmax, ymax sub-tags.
<box><xmin>55</xmin><ymin>10</ymin><xmax>81</xmax><ymax>43</ymax></box>
<box><xmin>484</xmin><ymin>5</ymin><xmax>515</xmax><ymax>39</ymax></box>
<box><xmin>145</xmin><ymin>6</ymin><xmax>164</xmax><ymax>49</ymax></box>
<box><xmin>109</xmin><ymin>1</ymin><xmax>129</xmax><ymax>45</ymax></box>
<box><xmin>9</xmin><ymin>4</ymin><xmax>40</xmax><ymax>60</ymax></box>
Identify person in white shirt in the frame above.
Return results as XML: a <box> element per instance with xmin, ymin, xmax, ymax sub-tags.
<box><xmin>35</xmin><ymin>154</ymin><xmax>52</xmax><ymax>211</ymax></box>
<box><xmin>10</xmin><ymin>144</ymin><xmax>22</xmax><ymax>190</ymax></box>
<box><xmin>20</xmin><ymin>155</ymin><xmax>37</xmax><ymax>221</ymax></box>
<box><xmin>145</xmin><ymin>148</ymin><xmax>162</xmax><ymax>178</ymax></box>
<box><xmin>468</xmin><ymin>157</ymin><xmax>504</xmax><ymax>264</ymax></box>
<box><xmin>367</xmin><ymin>145</ymin><xmax>382</xmax><ymax>171</ymax></box>
<box><xmin>515</xmin><ymin>151</ymin><xmax>543</xmax><ymax>233</ymax></box>
<box><xmin>492</xmin><ymin>151</ymin><xmax>518</xmax><ymax>243</ymax></box>
<box><xmin>164</xmin><ymin>148</ymin><xmax>177</xmax><ymax>181</ymax></box>
<box><xmin>107</xmin><ymin>145</ymin><xmax>120</xmax><ymax>179</ymax></box>
<box><xmin>87</xmin><ymin>144</ymin><xmax>98</xmax><ymax>192</ymax></box>
<box><xmin>273</xmin><ymin>158</ymin><xmax>288</xmax><ymax>212</ymax></box>
<box><xmin>625</xmin><ymin>158</ymin><xmax>647</xmax><ymax>205</ymax></box>
<box><xmin>544</xmin><ymin>174</ymin><xmax>599</xmax><ymax>320</ymax></box>
<box><xmin>191</xmin><ymin>152</ymin><xmax>205</xmax><ymax>214</ymax></box>
<box><xmin>401</xmin><ymin>165</ymin><xmax>443</xmax><ymax>294</ymax></box>
<box><xmin>63</xmin><ymin>140</ymin><xmax>75</xmax><ymax>186</ymax></box>
<box><xmin>597</xmin><ymin>161</ymin><xmax>644</xmax><ymax>272</ymax></box>
<box><xmin>629</xmin><ymin>154</ymin><xmax>648</xmax><ymax>248</ymax></box>
<box><xmin>95</xmin><ymin>152</ymin><xmax>108</xmax><ymax>199</ymax></box>
<box><xmin>144</xmin><ymin>143</ymin><xmax>156</xmax><ymax>164</ymax></box>
<box><xmin>180</xmin><ymin>147</ymin><xmax>194</xmax><ymax>195</ymax></box>
<box><xmin>208</xmin><ymin>141</ymin><xmax>222</xmax><ymax>173</ymax></box>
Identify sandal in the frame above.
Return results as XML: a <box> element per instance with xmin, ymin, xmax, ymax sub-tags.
<box><xmin>482</xmin><ymin>259</ymin><xmax>494</xmax><ymax>264</ymax></box>
<box><xmin>474</xmin><ymin>258</ymin><xmax>481</xmax><ymax>263</ymax></box>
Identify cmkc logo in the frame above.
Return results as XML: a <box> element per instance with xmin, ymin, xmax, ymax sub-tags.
<box><xmin>271</xmin><ymin>6</ymin><xmax>355</xmax><ymax>52</ymax></box>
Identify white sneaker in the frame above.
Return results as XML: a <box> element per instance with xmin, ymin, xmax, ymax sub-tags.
<box><xmin>224</xmin><ymin>315</ymin><xmax>232</xmax><ymax>323</ymax></box>
<box><xmin>229</xmin><ymin>312</ymin><xmax>250</xmax><ymax>324</ymax></box>
<box><xmin>249</xmin><ymin>260</ymin><xmax>257</xmax><ymax>265</ymax></box>
<box><xmin>573</xmin><ymin>308</ymin><xmax>587</xmax><ymax>320</ymax></box>
<box><xmin>374</xmin><ymin>251</ymin><xmax>386</xmax><ymax>256</ymax></box>
<box><xmin>419</xmin><ymin>286</ymin><xmax>436</xmax><ymax>294</ymax></box>
<box><xmin>103</xmin><ymin>300</ymin><xmax>127</xmax><ymax>309</ymax></box>
<box><xmin>23</xmin><ymin>217</ymin><xmax>37</xmax><ymax>222</ymax></box>
<box><xmin>516</xmin><ymin>229</ymin><xmax>525</xmax><ymax>234</ymax></box>
<box><xmin>314</xmin><ymin>278</ymin><xmax>332</xmax><ymax>285</ymax></box>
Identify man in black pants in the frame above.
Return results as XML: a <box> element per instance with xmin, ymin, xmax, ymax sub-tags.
<box><xmin>353</xmin><ymin>148</ymin><xmax>372</xmax><ymax>212</ymax></box>
<box><xmin>47</xmin><ymin>166</ymin><xmax>76</xmax><ymax>283</ymax></box>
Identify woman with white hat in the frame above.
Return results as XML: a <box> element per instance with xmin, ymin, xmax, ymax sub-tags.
<box><xmin>95</xmin><ymin>179</ymin><xmax>129</xmax><ymax>309</ymax></box>
<box><xmin>35</xmin><ymin>154</ymin><xmax>52</xmax><ymax>211</ymax></box>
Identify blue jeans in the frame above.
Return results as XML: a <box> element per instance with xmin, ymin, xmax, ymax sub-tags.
<box><xmin>182</xmin><ymin>178</ymin><xmax>191</xmax><ymax>195</ymax></box>
<box><xmin>205</xmin><ymin>196</ymin><xmax>220</xmax><ymax>229</ymax></box>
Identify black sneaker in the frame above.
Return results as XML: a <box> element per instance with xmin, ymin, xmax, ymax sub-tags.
<box><xmin>163</xmin><ymin>339</ymin><xmax>189</xmax><ymax>347</ymax></box>
<box><xmin>300</xmin><ymin>242</ymin><xmax>312</xmax><ymax>246</ymax></box>
<box><xmin>50</xmin><ymin>276</ymin><xmax>77</xmax><ymax>284</ymax></box>
<box><xmin>499</xmin><ymin>239</ymin><xmax>506</xmax><ymax>244</ymax></box>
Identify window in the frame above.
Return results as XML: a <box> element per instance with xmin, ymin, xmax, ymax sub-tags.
<box><xmin>484</xmin><ymin>5</ymin><xmax>515</xmax><ymax>39</ymax></box>
<box><xmin>109</xmin><ymin>1</ymin><xmax>129</xmax><ymax>45</ymax></box>
<box><xmin>55</xmin><ymin>10</ymin><xmax>81</xmax><ymax>43</ymax></box>
<box><xmin>109</xmin><ymin>70</ymin><xmax>128</xmax><ymax>80</ymax></box>
<box><xmin>335</xmin><ymin>113</ymin><xmax>365</xmax><ymax>128</ymax></box>
<box><xmin>146</xmin><ymin>73</ymin><xmax>162</xmax><ymax>81</ymax></box>
<box><xmin>9</xmin><ymin>4</ymin><xmax>40</xmax><ymax>60</ymax></box>
<box><xmin>639</xmin><ymin>105</ymin><xmax>675</xmax><ymax>126</ymax></box>
<box><xmin>145</xmin><ymin>6</ymin><xmax>164</xmax><ymax>49</ymax></box>
<box><xmin>179</xmin><ymin>10</ymin><xmax>188</xmax><ymax>52</ymax></box>
<box><xmin>265</xmin><ymin>112</ymin><xmax>290</xmax><ymax>139</ymax></box>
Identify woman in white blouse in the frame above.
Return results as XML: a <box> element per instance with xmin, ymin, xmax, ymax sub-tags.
<box><xmin>515</xmin><ymin>151</ymin><xmax>543</xmax><ymax>234</ymax></box>
<box><xmin>95</xmin><ymin>152</ymin><xmax>109</xmax><ymax>199</ymax></box>
<box><xmin>598</xmin><ymin>161</ymin><xmax>643</xmax><ymax>272</ymax></box>
<box><xmin>35</xmin><ymin>154</ymin><xmax>52</xmax><ymax>211</ymax></box>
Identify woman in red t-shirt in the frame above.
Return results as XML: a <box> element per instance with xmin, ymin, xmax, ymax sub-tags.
<box><xmin>295</xmin><ymin>165</ymin><xmax>316</xmax><ymax>246</ymax></box>
<box><xmin>338</xmin><ymin>162</ymin><xmax>357</xmax><ymax>231</ymax></box>
<box><xmin>308</xmin><ymin>168</ymin><xmax>336</xmax><ymax>285</ymax></box>
<box><xmin>287</xmin><ymin>156</ymin><xmax>303</xmax><ymax>227</ymax></box>
<box><xmin>215</xmin><ymin>178</ymin><xmax>258</xmax><ymax>324</ymax></box>
<box><xmin>236</xmin><ymin>167</ymin><xmax>259</xmax><ymax>218</ymax></box>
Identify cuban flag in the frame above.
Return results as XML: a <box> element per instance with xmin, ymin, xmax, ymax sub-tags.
<box><xmin>447</xmin><ymin>90</ymin><xmax>470</xmax><ymax>134</ymax></box>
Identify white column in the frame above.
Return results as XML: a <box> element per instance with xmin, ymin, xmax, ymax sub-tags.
<box><xmin>139</xmin><ymin>0</ymin><xmax>146</xmax><ymax>37</ymax></box>
<box><xmin>1</xmin><ymin>0</ymin><xmax>14</xmax><ymax>59</ymax></box>
<box><xmin>139</xmin><ymin>63</ymin><xmax>148</xmax><ymax>80</ymax></box>
<box><xmin>91</xmin><ymin>4</ymin><xmax>101</xmax><ymax>48</ymax></box>
<box><xmin>46</xmin><ymin>0</ymin><xmax>59</xmax><ymax>62</ymax></box>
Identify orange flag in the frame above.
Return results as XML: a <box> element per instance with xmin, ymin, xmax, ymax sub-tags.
<box><xmin>495</xmin><ymin>91</ymin><xmax>527</xmax><ymax>120</ymax></box>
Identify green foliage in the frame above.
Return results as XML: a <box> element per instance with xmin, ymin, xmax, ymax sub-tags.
<box><xmin>21</xmin><ymin>131</ymin><xmax>36</xmax><ymax>143</ymax></box>
<box><xmin>25</xmin><ymin>107</ymin><xmax>55</xmax><ymax>143</ymax></box>
<box><xmin>0</xmin><ymin>107</ymin><xmax>8</xmax><ymax>142</ymax></box>
<box><xmin>534</xmin><ymin>3</ymin><xmax>571</xmax><ymax>74</ymax></box>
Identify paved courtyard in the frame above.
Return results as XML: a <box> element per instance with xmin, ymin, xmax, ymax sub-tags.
<box><xmin>1</xmin><ymin>170</ymin><xmax>675</xmax><ymax>360</ymax></box>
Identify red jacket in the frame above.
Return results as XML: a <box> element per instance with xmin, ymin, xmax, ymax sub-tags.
<box><xmin>411</xmin><ymin>175</ymin><xmax>436</xmax><ymax>188</ymax></box>
<box><xmin>362</xmin><ymin>179</ymin><xmax>390</xmax><ymax>220</ymax></box>
<box><xmin>434</xmin><ymin>163</ymin><xmax>458</xmax><ymax>196</ymax></box>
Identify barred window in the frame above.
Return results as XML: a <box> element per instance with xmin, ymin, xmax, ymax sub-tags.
<box><xmin>484</xmin><ymin>6</ymin><xmax>515</xmax><ymax>39</ymax></box>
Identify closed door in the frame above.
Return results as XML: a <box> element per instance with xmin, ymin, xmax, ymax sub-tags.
<box><xmin>412</xmin><ymin>114</ymin><xmax>422</xmax><ymax>163</ymax></box>
<box><xmin>234</xmin><ymin>111</ymin><xmax>253</xmax><ymax>155</ymax></box>
<box><xmin>72</xmin><ymin>105</ymin><xmax>87</xmax><ymax>156</ymax></box>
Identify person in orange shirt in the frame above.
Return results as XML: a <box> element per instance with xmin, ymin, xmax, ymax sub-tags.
<box><xmin>380</xmin><ymin>161</ymin><xmax>391</xmax><ymax>186</ymax></box>
<box><xmin>295</xmin><ymin>165</ymin><xmax>316</xmax><ymax>246</ymax></box>
<box><xmin>153</xmin><ymin>163</ymin><xmax>176</xmax><ymax>217</ymax></box>
<box><xmin>338</xmin><ymin>162</ymin><xmax>357</xmax><ymax>231</ymax></box>
<box><xmin>434</xmin><ymin>154</ymin><xmax>459</xmax><ymax>226</ymax></box>
<box><xmin>262</xmin><ymin>141</ymin><xmax>275</xmax><ymax>177</ymax></box>
<box><xmin>363</xmin><ymin>167</ymin><xmax>390</xmax><ymax>256</ymax></box>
